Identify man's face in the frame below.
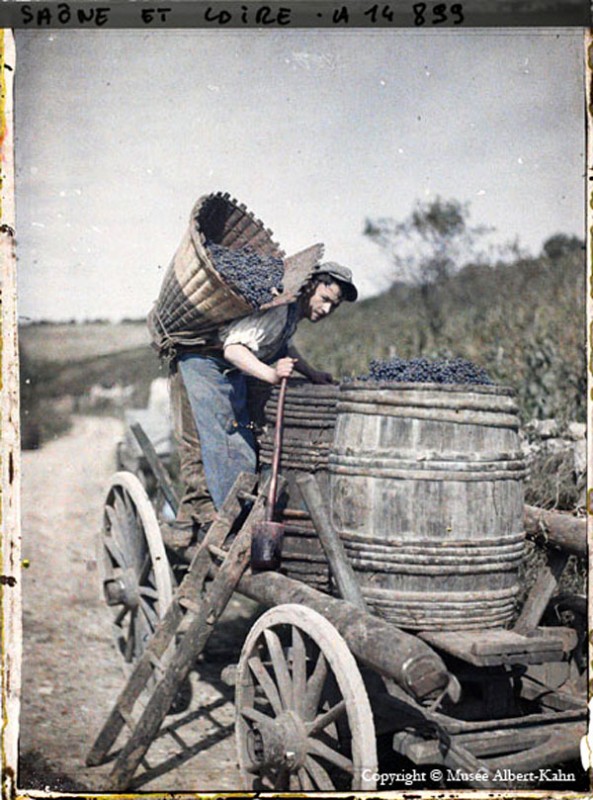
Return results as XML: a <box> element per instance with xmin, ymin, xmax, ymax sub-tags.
<box><xmin>306</xmin><ymin>281</ymin><xmax>342</xmax><ymax>322</ymax></box>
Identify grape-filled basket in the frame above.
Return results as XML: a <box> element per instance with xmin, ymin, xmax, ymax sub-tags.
<box><xmin>148</xmin><ymin>192</ymin><xmax>287</xmax><ymax>354</ymax></box>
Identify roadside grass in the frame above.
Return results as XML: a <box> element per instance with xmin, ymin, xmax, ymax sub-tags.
<box><xmin>19</xmin><ymin>333</ymin><xmax>163</xmax><ymax>449</ymax></box>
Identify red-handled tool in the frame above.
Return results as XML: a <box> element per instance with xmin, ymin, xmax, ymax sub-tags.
<box><xmin>251</xmin><ymin>376</ymin><xmax>288</xmax><ymax>571</ymax></box>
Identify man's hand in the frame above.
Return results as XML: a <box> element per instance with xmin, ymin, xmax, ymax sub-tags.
<box><xmin>224</xmin><ymin>343</ymin><xmax>292</xmax><ymax>385</ymax></box>
<box><xmin>274</xmin><ymin>357</ymin><xmax>297</xmax><ymax>382</ymax></box>
<box><xmin>309</xmin><ymin>369</ymin><xmax>334</xmax><ymax>385</ymax></box>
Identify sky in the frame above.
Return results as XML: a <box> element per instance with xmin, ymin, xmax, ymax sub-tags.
<box><xmin>14</xmin><ymin>28</ymin><xmax>585</xmax><ymax>321</ymax></box>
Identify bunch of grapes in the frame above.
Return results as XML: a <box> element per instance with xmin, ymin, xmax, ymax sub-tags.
<box><xmin>352</xmin><ymin>356</ymin><xmax>493</xmax><ymax>386</ymax></box>
<box><xmin>206</xmin><ymin>242</ymin><xmax>284</xmax><ymax>308</ymax></box>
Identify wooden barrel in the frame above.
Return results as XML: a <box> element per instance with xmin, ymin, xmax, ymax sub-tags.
<box><xmin>329</xmin><ymin>381</ymin><xmax>527</xmax><ymax>631</ymax></box>
<box><xmin>259</xmin><ymin>380</ymin><xmax>339</xmax><ymax>592</ymax></box>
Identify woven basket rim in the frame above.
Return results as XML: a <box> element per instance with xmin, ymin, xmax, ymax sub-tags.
<box><xmin>189</xmin><ymin>191</ymin><xmax>285</xmax><ymax>314</ymax></box>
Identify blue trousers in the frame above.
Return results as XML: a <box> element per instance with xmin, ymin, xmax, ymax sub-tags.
<box><xmin>177</xmin><ymin>353</ymin><xmax>257</xmax><ymax>511</ymax></box>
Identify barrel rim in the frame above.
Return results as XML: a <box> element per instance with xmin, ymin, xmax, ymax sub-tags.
<box><xmin>339</xmin><ymin>379</ymin><xmax>516</xmax><ymax>395</ymax></box>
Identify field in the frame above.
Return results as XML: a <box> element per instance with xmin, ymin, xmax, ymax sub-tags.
<box><xmin>19</xmin><ymin>321</ymin><xmax>152</xmax><ymax>364</ymax></box>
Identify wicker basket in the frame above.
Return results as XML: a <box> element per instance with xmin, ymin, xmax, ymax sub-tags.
<box><xmin>148</xmin><ymin>192</ymin><xmax>285</xmax><ymax>352</ymax></box>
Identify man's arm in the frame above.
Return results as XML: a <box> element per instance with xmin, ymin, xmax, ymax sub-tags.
<box><xmin>287</xmin><ymin>344</ymin><xmax>334</xmax><ymax>384</ymax></box>
<box><xmin>224</xmin><ymin>343</ymin><xmax>296</xmax><ymax>384</ymax></box>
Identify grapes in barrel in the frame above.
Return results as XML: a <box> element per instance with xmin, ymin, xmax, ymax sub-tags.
<box><xmin>351</xmin><ymin>356</ymin><xmax>493</xmax><ymax>386</ymax></box>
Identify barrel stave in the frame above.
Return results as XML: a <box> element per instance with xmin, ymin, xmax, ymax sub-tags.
<box><xmin>329</xmin><ymin>382</ymin><xmax>526</xmax><ymax>631</ymax></box>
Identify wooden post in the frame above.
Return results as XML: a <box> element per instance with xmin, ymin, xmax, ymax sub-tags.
<box><xmin>131</xmin><ymin>421</ymin><xmax>180</xmax><ymax>514</ymax></box>
<box><xmin>514</xmin><ymin>550</ymin><xmax>570</xmax><ymax>634</ymax></box>
<box><xmin>524</xmin><ymin>504</ymin><xmax>586</xmax><ymax>558</ymax></box>
<box><xmin>296</xmin><ymin>473</ymin><xmax>367</xmax><ymax>611</ymax></box>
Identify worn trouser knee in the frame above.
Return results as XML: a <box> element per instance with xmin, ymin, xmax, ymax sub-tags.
<box><xmin>169</xmin><ymin>366</ymin><xmax>216</xmax><ymax>526</ymax></box>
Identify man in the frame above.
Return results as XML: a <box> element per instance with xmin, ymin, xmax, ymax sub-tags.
<box><xmin>165</xmin><ymin>262</ymin><xmax>358</xmax><ymax>550</ymax></box>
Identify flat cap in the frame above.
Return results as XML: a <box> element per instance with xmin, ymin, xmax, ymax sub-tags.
<box><xmin>315</xmin><ymin>262</ymin><xmax>358</xmax><ymax>302</ymax></box>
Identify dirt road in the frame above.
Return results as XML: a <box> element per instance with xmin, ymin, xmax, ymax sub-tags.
<box><xmin>18</xmin><ymin>415</ymin><xmax>252</xmax><ymax>792</ymax></box>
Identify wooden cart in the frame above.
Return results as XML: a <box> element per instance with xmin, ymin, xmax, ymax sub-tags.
<box><xmin>88</xmin><ymin>430</ymin><xmax>588</xmax><ymax>792</ymax></box>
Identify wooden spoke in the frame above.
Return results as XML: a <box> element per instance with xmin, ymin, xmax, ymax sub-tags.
<box><xmin>307</xmin><ymin>699</ymin><xmax>347</xmax><ymax>736</ymax></box>
<box><xmin>124</xmin><ymin>608</ymin><xmax>137</xmax><ymax>662</ymax></box>
<box><xmin>290</xmin><ymin>625</ymin><xmax>307</xmax><ymax>715</ymax></box>
<box><xmin>239</xmin><ymin>705</ymin><xmax>275</xmax><ymax>727</ymax></box>
<box><xmin>247</xmin><ymin>656</ymin><xmax>283</xmax><ymax>716</ymax></box>
<box><xmin>303</xmin><ymin>755</ymin><xmax>335</xmax><ymax>790</ymax></box>
<box><xmin>304</xmin><ymin>649</ymin><xmax>327</xmax><ymax>721</ymax></box>
<box><xmin>288</xmin><ymin>773</ymin><xmax>300</xmax><ymax>791</ymax></box>
<box><xmin>263</xmin><ymin>629</ymin><xmax>293</xmax><ymax>711</ymax></box>
<box><xmin>138</xmin><ymin>585</ymin><xmax>159</xmax><ymax>601</ymax></box>
<box><xmin>112</xmin><ymin>621</ymin><xmax>127</xmax><ymax>643</ymax></box>
<box><xmin>104</xmin><ymin>504</ymin><xmax>119</xmax><ymax>533</ymax></box>
<box><xmin>114</xmin><ymin>605</ymin><xmax>127</xmax><ymax>627</ymax></box>
<box><xmin>297</xmin><ymin>766</ymin><xmax>315</xmax><ymax>790</ymax></box>
<box><xmin>137</xmin><ymin>554</ymin><xmax>152</xmax><ymax>585</ymax></box>
<box><xmin>138</xmin><ymin>596</ymin><xmax>159</xmax><ymax>626</ymax></box>
<box><xmin>113</xmin><ymin>492</ymin><xmax>134</xmax><ymax>536</ymax></box>
<box><xmin>120</xmin><ymin>485</ymin><xmax>136</xmax><ymax>518</ymax></box>
<box><xmin>307</xmin><ymin>737</ymin><xmax>354</xmax><ymax>773</ymax></box>
<box><xmin>103</xmin><ymin>532</ymin><xmax>128</xmax><ymax>570</ymax></box>
<box><xmin>115</xmin><ymin>490</ymin><xmax>145</xmax><ymax>572</ymax></box>
<box><xmin>273</xmin><ymin>766</ymin><xmax>290</xmax><ymax>791</ymax></box>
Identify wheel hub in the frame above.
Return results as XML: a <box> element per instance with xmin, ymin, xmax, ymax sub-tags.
<box><xmin>103</xmin><ymin>567</ymin><xmax>140</xmax><ymax>609</ymax></box>
<box><xmin>246</xmin><ymin>711</ymin><xmax>307</xmax><ymax>772</ymax></box>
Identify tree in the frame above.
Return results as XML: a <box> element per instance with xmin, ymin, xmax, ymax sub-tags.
<box><xmin>363</xmin><ymin>197</ymin><xmax>492</xmax><ymax>287</ymax></box>
<box><xmin>364</xmin><ymin>197</ymin><xmax>491</xmax><ymax>342</ymax></box>
<box><xmin>542</xmin><ymin>234</ymin><xmax>584</xmax><ymax>261</ymax></box>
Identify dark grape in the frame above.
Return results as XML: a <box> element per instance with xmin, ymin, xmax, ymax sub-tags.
<box><xmin>350</xmin><ymin>356</ymin><xmax>493</xmax><ymax>386</ymax></box>
<box><xmin>206</xmin><ymin>241</ymin><xmax>284</xmax><ymax>308</ymax></box>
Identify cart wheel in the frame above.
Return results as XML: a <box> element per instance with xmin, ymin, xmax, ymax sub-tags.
<box><xmin>236</xmin><ymin>604</ymin><xmax>377</xmax><ymax>791</ymax></box>
<box><xmin>100</xmin><ymin>471</ymin><xmax>173</xmax><ymax>665</ymax></box>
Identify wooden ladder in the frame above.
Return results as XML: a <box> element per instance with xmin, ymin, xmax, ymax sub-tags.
<box><xmin>86</xmin><ymin>471</ymin><xmax>273</xmax><ymax>790</ymax></box>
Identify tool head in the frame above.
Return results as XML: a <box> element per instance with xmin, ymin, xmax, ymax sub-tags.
<box><xmin>251</xmin><ymin>521</ymin><xmax>285</xmax><ymax>572</ymax></box>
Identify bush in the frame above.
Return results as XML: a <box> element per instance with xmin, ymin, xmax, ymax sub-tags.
<box><xmin>295</xmin><ymin>240</ymin><xmax>585</xmax><ymax>423</ymax></box>
<box><xmin>19</xmin><ymin>347</ymin><xmax>72</xmax><ymax>449</ymax></box>
<box><xmin>525</xmin><ymin>448</ymin><xmax>585</xmax><ymax>512</ymax></box>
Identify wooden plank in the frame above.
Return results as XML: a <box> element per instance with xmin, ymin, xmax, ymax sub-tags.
<box><xmin>486</xmin><ymin>720</ymin><xmax>585</xmax><ymax>774</ymax></box>
<box><xmin>85</xmin><ymin>472</ymin><xmax>257</xmax><ymax>768</ymax></box>
<box><xmin>514</xmin><ymin>550</ymin><xmax>569</xmax><ymax>634</ymax></box>
<box><xmin>439</xmin><ymin>740</ymin><xmax>498</xmax><ymax>789</ymax></box>
<box><xmin>393</xmin><ymin>728</ymin><xmax>497</xmax><ymax>789</ymax></box>
<box><xmin>520</xmin><ymin>675</ymin><xmax>586</xmax><ymax>712</ymax></box>
<box><xmin>470</xmin><ymin>630</ymin><xmax>563</xmax><ymax>656</ymax></box>
<box><xmin>418</xmin><ymin>628</ymin><xmax>567</xmax><ymax>667</ymax></box>
<box><xmin>130</xmin><ymin>422</ymin><xmax>180</xmax><ymax>513</ymax></box>
<box><xmin>375</xmin><ymin>686</ymin><xmax>584</xmax><ymax>738</ymax></box>
<box><xmin>394</xmin><ymin>725</ymin><xmax>569</xmax><ymax>766</ymax></box>
<box><xmin>107</xmin><ymin>474</ymin><xmax>278</xmax><ymax>791</ymax></box>
<box><xmin>296</xmin><ymin>473</ymin><xmax>367</xmax><ymax>611</ymax></box>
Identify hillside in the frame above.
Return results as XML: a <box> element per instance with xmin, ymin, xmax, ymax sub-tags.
<box><xmin>295</xmin><ymin>245</ymin><xmax>586</xmax><ymax>422</ymax></box>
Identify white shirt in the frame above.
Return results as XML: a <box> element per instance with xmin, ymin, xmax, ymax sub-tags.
<box><xmin>218</xmin><ymin>304</ymin><xmax>298</xmax><ymax>363</ymax></box>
